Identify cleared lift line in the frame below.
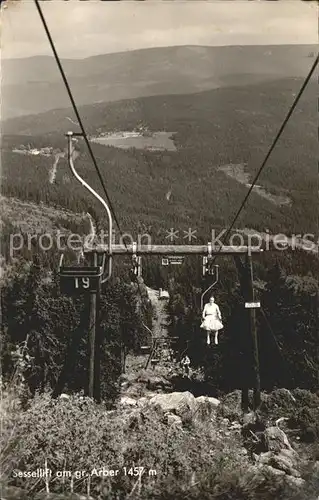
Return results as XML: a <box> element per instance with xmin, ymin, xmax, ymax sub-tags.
<box><xmin>34</xmin><ymin>0</ymin><xmax>317</xmax><ymax>407</ymax></box>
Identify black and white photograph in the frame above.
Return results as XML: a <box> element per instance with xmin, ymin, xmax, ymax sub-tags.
<box><xmin>1</xmin><ymin>1</ymin><xmax>318</xmax><ymax>499</ymax></box>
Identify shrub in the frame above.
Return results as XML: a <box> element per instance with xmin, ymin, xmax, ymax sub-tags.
<box><xmin>1</xmin><ymin>263</ymin><xmax>149</xmax><ymax>402</ymax></box>
<box><xmin>0</xmin><ymin>391</ymin><xmax>248</xmax><ymax>499</ymax></box>
<box><xmin>2</xmin><ymin>389</ymin><xmax>317</xmax><ymax>499</ymax></box>
<box><xmin>288</xmin><ymin>406</ymin><xmax>319</xmax><ymax>443</ymax></box>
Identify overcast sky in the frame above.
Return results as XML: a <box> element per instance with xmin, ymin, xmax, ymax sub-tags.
<box><xmin>2</xmin><ymin>1</ymin><xmax>318</xmax><ymax>59</ymax></box>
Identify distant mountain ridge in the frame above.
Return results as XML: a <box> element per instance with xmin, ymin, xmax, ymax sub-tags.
<box><xmin>3</xmin><ymin>44</ymin><xmax>317</xmax><ymax>120</ymax></box>
<box><xmin>3</xmin><ymin>75</ymin><xmax>317</xmax><ymax>138</ymax></box>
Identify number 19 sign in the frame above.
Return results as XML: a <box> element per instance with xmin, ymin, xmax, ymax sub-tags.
<box><xmin>59</xmin><ymin>266</ymin><xmax>103</xmax><ymax>295</ymax></box>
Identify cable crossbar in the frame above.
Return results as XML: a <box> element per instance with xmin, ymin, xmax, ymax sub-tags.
<box><xmin>84</xmin><ymin>244</ymin><xmax>263</xmax><ymax>255</ymax></box>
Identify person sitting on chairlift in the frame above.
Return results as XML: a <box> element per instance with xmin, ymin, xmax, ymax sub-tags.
<box><xmin>200</xmin><ymin>295</ymin><xmax>223</xmax><ymax>346</ymax></box>
<box><xmin>181</xmin><ymin>355</ymin><xmax>190</xmax><ymax>376</ymax></box>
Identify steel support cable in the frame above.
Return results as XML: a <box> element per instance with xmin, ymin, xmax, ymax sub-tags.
<box><xmin>259</xmin><ymin>307</ymin><xmax>295</xmax><ymax>384</ymax></box>
<box><xmin>211</xmin><ymin>54</ymin><xmax>319</xmax><ymax>265</ymax></box>
<box><xmin>34</xmin><ymin>0</ymin><xmax>150</xmax><ymax>321</ymax></box>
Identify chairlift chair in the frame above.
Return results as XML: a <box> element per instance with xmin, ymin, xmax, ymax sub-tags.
<box><xmin>59</xmin><ymin>253</ymin><xmax>109</xmax><ymax>294</ymax></box>
<box><xmin>201</xmin><ymin>259</ymin><xmax>219</xmax><ymax>310</ymax></box>
<box><xmin>58</xmin><ymin>132</ymin><xmax>113</xmax><ymax>294</ymax></box>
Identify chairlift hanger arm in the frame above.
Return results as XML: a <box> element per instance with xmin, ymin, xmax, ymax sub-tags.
<box><xmin>65</xmin><ymin>131</ymin><xmax>112</xmax><ymax>282</ymax></box>
<box><xmin>201</xmin><ymin>265</ymin><xmax>219</xmax><ymax>310</ymax></box>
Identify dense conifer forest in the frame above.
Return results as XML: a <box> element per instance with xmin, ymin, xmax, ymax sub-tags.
<box><xmin>1</xmin><ymin>69</ymin><xmax>318</xmax><ymax>499</ymax></box>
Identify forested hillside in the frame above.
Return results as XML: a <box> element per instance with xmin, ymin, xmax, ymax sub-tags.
<box><xmin>1</xmin><ymin>46</ymin><xmax>318</xmax><ymax>499</ymax></box>
<box><xmin>1</xmin><ymin>261</ymin><xmax>152</xmax><ymax>399</ymax></box>
<box><xmin>165</xmin><ymin>258</ymin><xmax>318</xmax><ymax>393</ymax></box>
<box><xmin>2</xmin><ymin>77</ymin><xmax>318</xmax><ymax>241</ymax></box>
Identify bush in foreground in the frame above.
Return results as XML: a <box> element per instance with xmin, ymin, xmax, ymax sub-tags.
<box><xmin>2</xmin><ymin>392</ymin><xmax>318</xmax><ymax>499</ymax></box>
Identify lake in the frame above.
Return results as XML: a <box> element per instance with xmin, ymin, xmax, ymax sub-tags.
<box><xmin>90</xmin><ymin>131</ymin><xmax>177</xmax><ymax>151</ymax></box>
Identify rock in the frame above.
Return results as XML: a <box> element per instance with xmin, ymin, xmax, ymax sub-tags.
<box><xmin>0</xmin><ymin>486</ymin><xmax>29</xmax><ymax>499</ymax></box>
<box><xmin>229</xmin><ymin>422</ymin><xmax>242</xmax><ymax>431</ymax></box>
<box><xmin>195</xmin><ymin>396</ymin><xmax>220</xmax><ymax>421</ymax></box>
<box><xmin>124</xmin><ymin>386</ymin><xmax>144</xmax><ymax>398</ymax></box>
<box><xmin>238</xmin><ymin>466</ymin><xmax>272</xmax><ymax>491</ymax></box>
<box><xmin>165</xmin><ymin>412</ymin><xmax>183</xmax><ymax>427</ymax></box>
<box><xmin>105</xmin><ymin>409</ymin><xmax>117</xmax><ymax>417</ymax></box>
<box><xmin>260</xmin><ymin>389</ymin><xmax>298</xmax><ymax>418</ymax></box>
<box><xmin>275</xmin><ymin>388</ymin><xmax>296</xmax><ymax>403</ymax></box>
<box><xmin>260</xmin><ymin>464</ymin><xmax>286</xmax><ymax>476</ymax></box>
<box><xmin>146</xmin><ymin>375</ymin><xmax>172</xmax><ymax>391</ymax></box>
<box><xmin>256</xmin><ymin>451</ymin><xmax>272</xmax><ymax>464</ymax></box>
<box><xmin>124</xmin><ymin>409</ymin><xmax>146</xmax><ymax>430</ymax></box>
<box><xmin>196</xmin><ymin>395</ymin><xmax>220</xmax><ymax>408</ymax></box>
<box><xmin>136</xmin><ymin>373</ymin><xmax>172</xmax><ymax>390</ymax></box>
<box><xmin>242</xmin><ymin>411</ymin><xmax>256</xmax><ymax>426</ymax></box>
<box><xmin>149</xmin><ymin>391</ymin><xmax>197</xmax><ymax>422</ymax></box>
<box><xmin>137</xmin><ymin>397</ymin><xmax>148</xmax><ymax>407</ymax></box>
<box><xmin>242</xmin><ymin>412</ymin><xmax>266</xmax><ymax>436</ymax></box>
<box><xmin>144</xmin><ymin>392</ymin><xmax>160</xmax><ymax>399</ymax></box>
<box><xmin>221</xmin><ymin>390</ymin><xmax>242</xmax><ymax>407</ymax></box>
<box><xmin>255</xmin><ymin>448</ymin><xmax>300</xmax><ymax>477</ymax></box>
<box><xmin>275</xmin><ymin>417</ymin><xmax>289</xmax><ymax>428</ymax></box>
<box><xmin>239</xmin><ymin>448</ymin><xmax>248</xmax><ymax>456</ymax></box>
<box><xmin>218</xmin><ymin>390</ymin><xmax>242</xmax><ymax>420</ymax></box>
<box><xmin>257</xmin><ymin>448</ymin><xmax>298</xmax><ymax>466</ymax></box>
<box><xmin>263</xmin><ymin>426</ymin><xmax>293</xmax><ymax>452</ymax></box>
<box><xmin>242</xmin><ymin>464</ymin><xmax>305</xmax><ymax>493</ymax></box>
<box><xmin>270</xmin><ymin>455</ymin><xmax>300</xmax><ymax>477</ymax></box>
<box><xmin>277</xmin><ymin>448</ymin><xmax>299</xmax><ymax>468</ymax></box>
<box><xmin>285</xmin><ymin>476</ymin><xmax>306</xmax><ymax>488</ymax></box>
<box><xmin>119</xmin><ymin>396</ymin><xmax>138</xmax><ymax>408</ymax></box>
<box><xmin>35</xmin><ymin>493</ymin><xmax>94</xmax><ymax>499</ymax></box>
<box><xmin>59</xmin><ymin>393</ymin><xmax>70</xmax><ymax>400</ymax></box>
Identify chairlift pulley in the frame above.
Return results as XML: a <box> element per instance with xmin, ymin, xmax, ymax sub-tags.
<box><xmin>201</xmin><ymin>246</ymin><xmax>219</xmax><ymax>309</ymax></box>
<box><xmin>131</xmin><ymin>242</ymin><xmax>142</xmax><ymax>277</ymax></box>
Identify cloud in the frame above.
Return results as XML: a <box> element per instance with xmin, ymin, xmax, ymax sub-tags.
<box><xmin>2</xmin><ymin>1</ymin><xmax>317</xmax><ymax>59</ymax></box>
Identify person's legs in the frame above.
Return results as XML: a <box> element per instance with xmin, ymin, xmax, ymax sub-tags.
<box><xmin>206</xmin><ymin>330</ymin><xmax>211</xmax><ymax>345</ymax></box>
<box><xmin>214</xmin><ymin>330</ymin><xmax>218</xmax><ymax>345</ymax></box>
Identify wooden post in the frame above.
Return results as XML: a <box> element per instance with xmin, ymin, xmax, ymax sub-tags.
<box><xmin>53</xmin><ymin>327</ymin><xmax>80</xmax><ymax>398</ymax></box>
<box><xmin>317</xmin><ymin>289</ymin><xmax>319</xmax><ymax>388</ymax></box>
<box><xmin>233</xmin><ymin>256</ymin><xmax>249</xmax><ymax>412</ymax></box>
<box><xmin>145</xmin><ymin>339</ymin><xmax>157</xmax><ymax>370</ymax></box>
<box><xmin>88</xmin><ymin>251</ymin><xmax>98</xmax><ymax>399</ymax></box>
<box><xmin>94</xmin><ymin>292</ymin><xmax>101</xmax><ymax>403</ymax></box>
<box><xmin>247</xmin><ymin>254</ymin><xmax>261</xmax><ymax>409</ymax></box>
<box><xmin>121</xmin><ymin>343</ymin><xmax>127</xmax><ymax>374</ymax></box>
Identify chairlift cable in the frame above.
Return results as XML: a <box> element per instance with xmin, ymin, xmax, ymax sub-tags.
<box><xmin>34</xmin><ymin>0</ymin><xmax>317</xmax><ymax>358</ymax></box>
<box><xmin>211</xmin><ymin>54</ymin><xmax>319</xmax><ymax>265</ymax></box>
<box><xmin>34</xmin><ymin>0</ymin><xmax>149</xmax><ymax>317</ymax></box>
<box><xmin>259</xmin><ymin>307</ymin><xmax>295</xmax><ymax>384</ymax></box>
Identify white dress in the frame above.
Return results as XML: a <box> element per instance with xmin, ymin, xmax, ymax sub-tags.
<box><xmin>200</xmin><ymin>303</ymin><xmax>223</xmax><ymax>331</ymax></box>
